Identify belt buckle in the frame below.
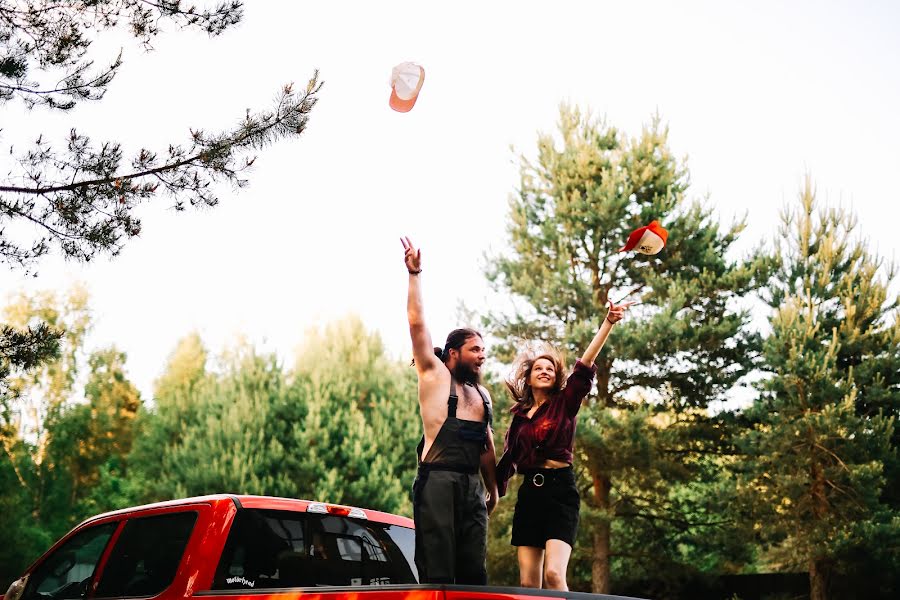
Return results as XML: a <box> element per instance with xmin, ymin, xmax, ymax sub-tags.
<box><xmin>532</xmin><ymin>473</ymin><xmax>545</xmax><ymax>487</ymax></box>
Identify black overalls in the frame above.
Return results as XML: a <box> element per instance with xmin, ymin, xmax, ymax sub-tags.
<box><xmin>412</xmin><ymin>377</ymin><xmax>492</xmax><ymax>584</ymax></box>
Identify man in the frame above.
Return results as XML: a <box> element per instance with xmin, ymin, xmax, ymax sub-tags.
<box><xmin>401</xmin><ymin>236</ymin><xmax>498</xmax><ymax>584</ymax></box>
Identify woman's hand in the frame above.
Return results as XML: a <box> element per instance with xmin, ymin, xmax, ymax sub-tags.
<box><xmin>605</xmin><ymin>299</ymin><xmax>636</xmax><ymax>324</ymax></box>
<box><xmin>581</xmin><ymin>300</ymin><xmax>636</xmax><ymax>365</ymax></box>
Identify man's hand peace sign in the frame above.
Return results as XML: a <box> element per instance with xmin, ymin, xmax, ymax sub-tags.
<box><xmin>401</xmin><ymin>236</ymin><xmax>422</xmax><ymax>274</ymax></box>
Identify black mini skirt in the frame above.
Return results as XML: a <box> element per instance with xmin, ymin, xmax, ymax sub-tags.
<box><xmin>511</xmin><ymin>465</ymin><xmax>580</xmax><ymax>548</ymax></box>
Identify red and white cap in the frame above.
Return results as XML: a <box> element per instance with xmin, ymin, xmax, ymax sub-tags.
<box><xmin>619</xmin><ymin>220</ymin><xmax>669</xmax><ymax>255</ymax></box>
<box><xmin>389</xmin><ymin>62</ymin><xmax>425</xmax><ymax>112</ymax></box>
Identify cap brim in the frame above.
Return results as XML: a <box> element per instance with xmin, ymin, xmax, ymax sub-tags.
<box><xmin>389</xmin><ymin>65</ymin><xmax>424</xmax><ymax>112</ymax></box>
<box><xmin>619</xmin><ymin>226</ymin><xmax>648</xmax><ymax>252</ymax></box>
<box><xmin>389</xmin><ymin>89</ymin><xmax>419</xmax><ymax>112</ymax></box>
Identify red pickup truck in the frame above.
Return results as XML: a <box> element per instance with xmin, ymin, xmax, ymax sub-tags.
<box><xmin>4</xmin><ymin>495</ymin><xmax>644</xmax><ymax>600</ymax></box>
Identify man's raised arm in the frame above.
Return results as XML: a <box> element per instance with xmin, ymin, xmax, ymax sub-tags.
<box><xmin>402</xmin><ymin>236</ymin><xmax>442</xmax><ymax>375</ymax></box>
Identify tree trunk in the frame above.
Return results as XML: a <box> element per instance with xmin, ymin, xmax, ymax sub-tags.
<box><xmin>809</xmin><ymin>557</ymin><xmax>829</xmax><ymax>600</ymax></box>
<box><xmin>589</xmin><ymin>364</ymin><xmax>613</xmax><ymax>594</ymax></box>
<box><xmin>809</xmin><ymin>459</ymin><xmax>830</xmax><ymax>600</ymax></box>
<box><xmin>591</xmin><ymin>468</ymin><xmax>612</xmax><ymax>594</ymax></box>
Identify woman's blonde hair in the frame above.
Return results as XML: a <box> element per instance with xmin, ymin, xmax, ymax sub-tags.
<box><xmin>505</xmin><ymin>343</ymin><xmax>567</xmax><ymax>411</ymax></box>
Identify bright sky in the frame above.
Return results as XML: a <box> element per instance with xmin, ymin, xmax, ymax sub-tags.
<box><xmin>2</xmin><ymin>1</ymin><xmax>899</xmax><ymax>402</ymax></box>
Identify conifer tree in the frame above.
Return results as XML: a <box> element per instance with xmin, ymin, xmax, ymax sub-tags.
<box><xmin>739</xmin><ymin>178</ymin><xmax>899</xmax><ymax>600</ymax></box>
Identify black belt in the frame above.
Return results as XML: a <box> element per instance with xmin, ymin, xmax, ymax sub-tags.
<box><xmin>418</xmin><ymin>462</ymin><xmax>479</xmax><ymax>475</ymax></box>
<box><xmin>520</xmin><ymin>466</ymin><xmax>573</xmax><ymax>488</ymax></box>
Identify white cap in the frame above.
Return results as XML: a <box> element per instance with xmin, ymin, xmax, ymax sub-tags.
<box><xmin>389</xmin><ymin>62</ymin><xmax>425</xmax><ymax>112</ymax></box>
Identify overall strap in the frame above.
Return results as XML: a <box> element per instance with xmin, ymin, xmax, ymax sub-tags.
<box><xmin>475</xmin><ymin>384</ymin><xmax>493</xmax><ymax>428</ymax></box>
<box><xmin>448</xmin><ymin>376</ymin><xmax>459</xmax><ymax>418</ymax></box>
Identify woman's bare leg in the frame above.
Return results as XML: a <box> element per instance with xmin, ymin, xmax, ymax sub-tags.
<box><xmin>542</xmin><ymin>539</ymin><xmax>572</xmax><ymax>590</ymax></box>
<box><xmin>517</xmin><ymin>546</ymin><xmax>545</xmax><ymax>588</ymax></box>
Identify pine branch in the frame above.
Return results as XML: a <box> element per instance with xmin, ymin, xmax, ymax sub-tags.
<box><xmin>0</xmin><ymin>72</ymin><xmax>322</xmax><ymax>270</ymax></box>
<box><xmin>0</xmin><ymin>1</ymin><xmax>244</xmax><ymax>110</ymax></box>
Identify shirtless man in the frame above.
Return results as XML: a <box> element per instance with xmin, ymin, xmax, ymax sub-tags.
<box><xmin>401</xmin><ymin>236</ymin><xmax>498</xmax><ymax>584</ymax></box>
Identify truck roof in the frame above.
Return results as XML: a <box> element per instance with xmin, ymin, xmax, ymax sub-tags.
<box><xmin>81</xmin><ymin>494</ymin><xmax>414</xmax><ymax>528</ymax></box>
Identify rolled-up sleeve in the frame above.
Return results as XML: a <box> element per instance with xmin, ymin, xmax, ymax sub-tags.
<box><xmin>563</xmin><ymin>359</ymin><xmax>597</xmax><ymax>417</ymax></box>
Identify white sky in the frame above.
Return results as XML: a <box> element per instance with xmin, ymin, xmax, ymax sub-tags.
<box><xmin>2</xmin><ymin>0</ymin><xmax>899</xmax><ymax>402</ymax></box>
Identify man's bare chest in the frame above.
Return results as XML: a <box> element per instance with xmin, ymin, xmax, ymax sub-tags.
<box><xmin>455</xmin><ymin>384</ymin><xmax>486</xmax><ymax>420</ymax></box>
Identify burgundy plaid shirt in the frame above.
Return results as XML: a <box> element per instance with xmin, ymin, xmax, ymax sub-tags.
<box><xmin>496</xmin><ymin>359</ymin><xmax>597</xmax><ymax>496</ymax></box>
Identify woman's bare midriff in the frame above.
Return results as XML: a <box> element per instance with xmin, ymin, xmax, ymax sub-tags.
<box><xmin>536</xmin><ymin>459</ymin><xmax>570</xmax><ymax>469</ymax></box>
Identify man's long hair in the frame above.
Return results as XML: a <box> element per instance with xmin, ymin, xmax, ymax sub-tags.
<box><xmin>433</xmin><ymin>328</ymin><xmax>482</xmax><ymax>362</ymax></box>
<box><xmin>411</xmin><ymin>327</ymin><xmax>483</xmax><ymax>367</ymax></box>
<box><xmin>505</xmin><ymin>344</ymin><xmax>567</xmax><ymax>412</ymax></box>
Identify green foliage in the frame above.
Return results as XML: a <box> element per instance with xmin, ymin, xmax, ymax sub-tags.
<box><xmin>125</xmin><ymin>331</ymin><xmax>209</xmax><ymax>497</ymax></box>
<box><xmin>153</xmin><ymin>332</ymin><xmax>209</xmax><ymax>401</ymax></box>
<box><xmin>2</xmin><ymin>285</ymin><xmax>91</xmax><ymax>432</ymax></box>
<box><xmin>43</xmin><ymin>347</ymin><xmax>142</xmax><ymax>522</ymax></box>
<box><xmin>1</xmin><ymin>1</ymin><xmax>243</xmax><ymax>112</ymax></box>
<box><xmin>486</xmin><ymin>477</ymin><xmax>519</xmax><ymax>585</ymax></box>
<box><xmin>0</xmin><ymin>285</ymin><xmax>92</xmax><ymax>517</ymax></box>
<box><xmin>566</xmin><ymin>405</ymin><xmax>753</xmax><ymax>596</ymax></box>
<box><xmin>485</xmin><ymin>375</ymin><xmax>518</xmax><ymax>585</ymax></box>
<box><xmin>0</xmin><ymin>432</ymin><xmax>54</xmax><ymax>586</ymax></box>
<box><xmin>488</xmin><ymin>105</ymin><xmax>771</xmax><ymax>406</ymax></box>
<box><xmin>129</xmin><ymin>337</ymin><xmax>293</xmax><ymax>500</ymax></box>
<box><xmin>285</xmin><ymin>317</ymin><xmax>421</xmax><ymax>515</ymax></box>
<box><xmin>0</xmin><ymin>323</ymin><xmax>61</xmax><ymax>416</ymax></box>
<box><xmin>0</xmin><ymin>286</ymin><xmax>144</xmax><ymax>587</ymax></box>
<box><xmin>738</xmin><ymin>178</ymin><xmax>899</xmax><ymax>598</ymax></box>
<box><xmin>128</xmin><ymin>317</ymin><xmax>421</xmax><ymax>516</ymax></box>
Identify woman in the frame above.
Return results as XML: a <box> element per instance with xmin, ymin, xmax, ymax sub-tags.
<box><xmin>496</xmin><ymin>300</ymin><xmax>631</xmax><ymax>590</ymax></box>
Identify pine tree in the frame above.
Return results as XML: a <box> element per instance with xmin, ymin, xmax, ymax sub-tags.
<box><xmin>485</xmin><ymin>105</ymin><xmax>771</xmax><ymax>593</ymax></box>
<box><xmin>739</xmin><ymin>178</ymin><xmax>899</xmax><ymax>600</ymax></box>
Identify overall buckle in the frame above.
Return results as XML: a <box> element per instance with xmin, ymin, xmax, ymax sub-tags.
<box><xmin>532</xmin><ymin>473</ymin><xmax>545</xmax><ymax>487</ymax></box>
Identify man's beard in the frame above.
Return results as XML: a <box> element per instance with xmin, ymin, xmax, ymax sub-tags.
<box><xmin>452</xmin><ymin>362</ymin><xmax>481</xmax><ymax>386</ymax></box>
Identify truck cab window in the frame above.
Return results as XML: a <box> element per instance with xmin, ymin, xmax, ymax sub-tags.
<box><xmin>94</xmin><ymin>511</ymin><xmax>197</xmax><ymax>599</ymax></box>
<box><xmin>212</xmin><ymin>509</ymin><xmax>417</xmax><ymax>590</ymax></box>
<box><xmin>22</xmin><ymin>522</ymin><xmax>118</xmax><ymax>600</ymax></box>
